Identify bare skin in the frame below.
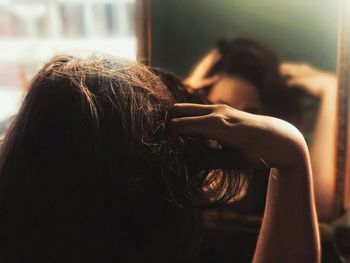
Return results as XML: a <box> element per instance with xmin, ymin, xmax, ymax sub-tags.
<box><xmin>170</xmin><ymin>103</ymin><xmax>320</xmax><ymax>263</ymax></box>
<box><xmin>207</xmin><ymin>76</ymin><xmax>263</xmax><ymax>113</ymax></box>
<box><xmin>184</xmin><ymin>49</ymin><xmax>221</xmax><ymax>91</ymax></box>
<box><xmin>186</xmin><ymin>50</ymin><xmax>337</xmax><ymax>220</ymax></box>
<box><xmin>281</xmin><ymin>63</ymin><xmax>337</xmax><ymax>220</ymax></box>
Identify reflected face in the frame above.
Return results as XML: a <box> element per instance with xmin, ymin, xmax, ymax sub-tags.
<box><xmin>208</xmin><ymin>76</ymin><xmax>263</xmax><ymax>114</ymax></box>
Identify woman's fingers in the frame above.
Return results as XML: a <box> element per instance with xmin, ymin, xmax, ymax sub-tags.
<box><xmin>171</xmin><ymin>103</ymin><xmax>225</xmax><ymax>139</ymax></box>
<box><xmin>189</xmin><ymin>75</ymin><xmax>221</xmax><ymax>90</ymax></box>
<box><xmin>280</xmin><ymin>62</ymin><xmax>299</xmax><ymax>76</ymax></box>
<box><xmin>184</xmin><ymin>48</ymin><xmax>221</xmax><ymax>91</ymax></box>
<box><xmin>280</xmin><ymin>62</ymin><xmax>321</xmax><ymax>78</ymax></box>
<box><xmin>198</xmin><ymin>75</ymin><xmax>221</xmax><ymax>88</ymax></box>
<box><xmin>286</xmin><ymin>76</ymin><xmax>306</xmax><ymax>86</ymax></box>
<box><xmin>171</xmin><ymin>103</ymin><xmax>214</xmax><ymax>118</ymax></box>
<box><xmin>196</xmin><ymin>49</ymin><xmax>221</xmax><ymax>76</ymax></box>
<box><xmin>171</xmin><ymin>103</ymin><xmax>241</xmax><ymax>144</ymax></box>
<box><xmin>170</xmin><ymin>115</ymin><xmax>216</xmax><ymax>137</ymax></box>
<box><xmin>184</xmin><ymin>75</ymin><xmax>221</xmax><ymax>91</ymax></box>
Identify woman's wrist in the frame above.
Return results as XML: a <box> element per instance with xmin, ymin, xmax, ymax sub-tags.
<box><xmin>238</xmin><ymin>115</ymin><xmax>310</xmax><ymax>170</ymax></box>
<box><xmin>318</xmin><ymin>73</ymin><xmax>337</xmax><ymax>97</ymax></box>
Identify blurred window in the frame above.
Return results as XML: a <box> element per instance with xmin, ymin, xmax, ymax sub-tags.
<box><xmin>0</xmin><ymin>0</ymin><xmax>136</xmax><ymax>127</ymax></box>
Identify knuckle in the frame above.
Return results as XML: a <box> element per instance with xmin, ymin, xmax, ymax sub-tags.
<box><xmin>214</xmin><ymin>104</ymin><xmax>231</xmax><ymax>113</ymax></box>
<box><xmin>209</xmin><ymin>112</ymin><xmax>230</xmax><ymax>128</ymax></box>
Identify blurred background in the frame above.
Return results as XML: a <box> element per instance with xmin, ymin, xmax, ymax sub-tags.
<box><xmin>0</xmin><ymin>0</ymin><xmax>137</xmax><ymax>131</ymax></box>
<box><xmin>151</xmin><ymin>0</ymin><xmax>339</xmax><ymax>76</ymax></box>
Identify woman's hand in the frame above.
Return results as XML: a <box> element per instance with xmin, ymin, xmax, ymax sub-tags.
<box><xmin>171</xmin><ymin>103</ymin><xmax>320</xmax><ymax>263</ymax></box>
<box><xmin>280</xmin><ymin>62</ymin><xmax>337</xmax><ymax>97</ymax></box>
<box><xmin>184</xmin><ymin>49</ymin><xmax>221</xmax><ymax>91</ymax></box>
<box><xmin>170</xmin><ymin>103</ymin><xmax>308</xmax><ymax>170</ymax></box>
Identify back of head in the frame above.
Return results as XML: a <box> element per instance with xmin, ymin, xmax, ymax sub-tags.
<box><xmin>0</xmin><ymin>54</ymin><xmax>244</xmax><ymax>262</ymax></box>
<box><xmin>0</xmin><ymin>55</ymin><xmax>204</xmax><ymax>262</ymax></box>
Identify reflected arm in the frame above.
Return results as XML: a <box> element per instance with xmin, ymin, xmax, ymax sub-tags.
<box><xmin>309</xmin><ymin>76</ymin><xmax>337</xmax><ymax>220</ymax></box>
<box><xmin>281</xmin><ymin>62</ymin><xmax>337</xmax><ymax>220</ymax></box>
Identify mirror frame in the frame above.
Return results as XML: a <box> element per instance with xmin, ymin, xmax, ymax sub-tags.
<box><xmin>136</xmin><ymin>0</ymin><xmax>152</xmax><ymax>65</ymax></box>
<box><xmin>335</xmin><ymin>0</ymin><xmax>350</xmax><ymax>215</ymax></box>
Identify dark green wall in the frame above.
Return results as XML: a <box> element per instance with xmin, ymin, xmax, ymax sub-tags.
<box><xmin>151</xmin><ymin>0</ymin><xmax>340</xmax><ymax>77</ymax></box>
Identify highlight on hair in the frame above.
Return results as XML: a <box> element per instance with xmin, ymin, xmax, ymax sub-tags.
<box><xmin>0</xmin><ymin>54</ymin><xmax>246</xmax><ymax>262</ymax></box>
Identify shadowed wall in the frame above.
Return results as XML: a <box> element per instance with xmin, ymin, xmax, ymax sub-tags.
<box><xmin>151</xmin><ymin>0</ymin><xmax>339</xmax><ymax>76</ymax></box>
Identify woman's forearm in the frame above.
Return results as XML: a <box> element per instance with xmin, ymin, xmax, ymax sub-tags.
<box><xmin>169</xmin><ymin>103</ymin><xmax>320</xmax><ymax>262</ymax></box>
<box><xmin>253</xmin><ymin>161</ymin><xmax>320</xmax><ymax>263</ymax></box>
<box><xmin>310</xmin><ymin>76</ymin><xmax>337</xmax><ymax>220</ymax></box>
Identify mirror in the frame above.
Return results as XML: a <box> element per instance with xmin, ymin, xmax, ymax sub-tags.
<box><xmin>150</xmin><ymin>0</ymin><xmax>340</xmax><ymax>221</ymax></box>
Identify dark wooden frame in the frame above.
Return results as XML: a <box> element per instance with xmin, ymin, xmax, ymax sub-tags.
<box><xmin>335</xmin><ymin>0</ymin><xmax>350</xmax><ymax>215</ymax></box>
<box><xmin>135</xmin><ymin>0</ymin><xmax>152</xmax><ymax>65</ymax></box>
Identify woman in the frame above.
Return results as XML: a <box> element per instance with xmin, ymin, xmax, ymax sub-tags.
<box><xmin>185</xmin><ymin>38</ymin><xmax>337</xmax><ymax>220</ymax></box>
<box><xmin>0</xmin><ymin>54</ymin><xmax>319</xmax><ymax>262</ymax></box>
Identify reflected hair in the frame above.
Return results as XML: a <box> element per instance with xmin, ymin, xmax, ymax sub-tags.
<box><xmin>209</xmin><ymin>38</ymin><xmax>319</xmax><ymax>127</ymax></box>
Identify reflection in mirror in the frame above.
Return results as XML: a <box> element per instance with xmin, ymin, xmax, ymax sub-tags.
<box><xmin>185</xmin><ymin>37</ymin><xmax>338</xmax><ymax>222</ymax></box>
<box><xmin>151</xmin><ymin>0</ymin><xmax>340</xmax><ymax>221</ymax></box>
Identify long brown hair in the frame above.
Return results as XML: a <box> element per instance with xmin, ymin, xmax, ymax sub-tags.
<box><xmin>0</xmin><ymin>54</ymin><xmax>244</xmax><ymax>262</ymax></box>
